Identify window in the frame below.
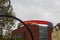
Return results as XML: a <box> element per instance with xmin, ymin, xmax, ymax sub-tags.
<box><xmin>39</xmin><ymin>25</ymin><xmax>48</xmax><ymax>40</ymax></box>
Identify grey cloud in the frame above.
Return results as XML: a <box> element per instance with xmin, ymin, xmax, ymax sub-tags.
<box><xmin>11</xmin><ymin>0</ymin><xmax>60</xmax><ymax>25</ymax></box>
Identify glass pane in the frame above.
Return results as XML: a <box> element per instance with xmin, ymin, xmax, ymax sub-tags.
<box><xmin>39</xmin><ymin>26</ymin><xmax>48</xmax><ymax>40</ymax></box>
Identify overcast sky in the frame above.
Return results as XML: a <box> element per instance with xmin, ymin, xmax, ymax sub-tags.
<box><xmin>10</xmin><ymin>0</ymin><xmax>60</xmax><ymax>26</ymax></box>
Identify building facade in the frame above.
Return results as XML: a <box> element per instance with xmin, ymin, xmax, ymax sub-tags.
<box><xmin>12</xmin><ymin>20</ymin><xmax>53</xmax><ymax>40</ymax></box>
<box><xmin>12</xmin><ymin>24</ymin><xmax>39</xmax><ymax>40</ymax></box>
<box><xmin>52</xmin><ymin>23</ymin><xmax>60</xmax><ymax>40</ymax></box>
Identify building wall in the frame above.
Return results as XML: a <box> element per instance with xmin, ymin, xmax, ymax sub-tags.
<box><xmin>12</xmin><ymin>24</ymin><xmax>39</xmax><ymax>40</ymax></box>
<box><xmin>52</xmin><ymin>28</ymin><xmax>60</xmax><ymax>40</ymax></box>
<box><xmin>48</xmin><ymin>26</ymin><xmax>53</xmax><ymax>40</ymax></box>
<box><xmin>52</xmin><ymin>27</ymin><xmax>58</xmax><ymax>40</ymax></box>
<box><xmin>52</xmin><ymin>23</ymin><xmax>60</xmax><ymax>40</ymax></box>
<box><xmin>12</xmin><ymin>23</ymin><xmax>54</xmax><ymax>40</ymax></box>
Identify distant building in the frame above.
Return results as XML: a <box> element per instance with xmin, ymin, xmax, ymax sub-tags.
<box><xmin>12</xmin><ymin>24</ymin><xmax>39</xmax><ymax>40</ymax></box>
<box><xmin>52</xmin><ymin>23</ymin><xmax>60</xmax><ymax>40</ymax></box>
<box><xmin>12</xmin><ymin>20</ymin><xmax>53</xmax><ymax>40</ymax></box>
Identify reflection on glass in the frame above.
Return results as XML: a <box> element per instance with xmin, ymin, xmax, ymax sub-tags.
<box><xmin>39</xmin><ymin>26</ymin><xmax>48</xmax><ymax>40</ymax></box>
